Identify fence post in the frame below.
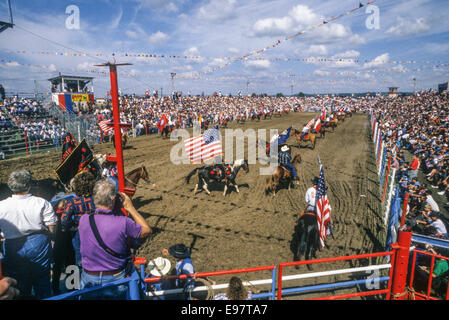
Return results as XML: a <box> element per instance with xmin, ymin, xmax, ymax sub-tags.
<box><xmin>382</xmin><ymin>156</ymin><xmax>392</xmax><ymax>202</ymax></box>
<box><xmin>128</xmin><ymin>272</ymin><xmax>141</xmax><ymax>300</ymax></box>
<box><xmin>400</xmin><ymin>193</ymin><xmax>410</xmax><ymax>227</ymax></box>
<box><xmin>391</xmin><ymin>230</ymin><xmax>412</xmax><ymax>300</ymax></box>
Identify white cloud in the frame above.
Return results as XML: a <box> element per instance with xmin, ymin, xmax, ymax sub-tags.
<box><xmin>305</xmin><ymin>45</ymin><xmax>327</xmax><ymax>56</ymax></box>
<box><xmin>244</xmin><ymin>59</ymin><xmax>271</xmax><ymax>70</ymax></box>
<box><xmin>149</xmin><ymin>31</ymin><xmax>170</xmax><ymax>44</ymax></box>
<box><xmin>332</xmin><ymin>50</ymin><xmax>360</xmax><ymax>59</ymax></box>
<box><xmin>5</xmin><ymin>61</ymin><xmax>20</xmax><ymax>67</ymax></box>
<box><xmin>228</xmin><ymin>47</ymin><xmax>239</xmax><ymax>54</ymax></box>
<box><xmin>184</xmin><ymin>47</ymin><xmax>200</xmax><ymax>56</ymax></box>
<box><xmin>363</xmin><ymin>53</ymin><xmax>390</xmax><ymax>68</ymax></box>
<box><xmin>251</xmin><ymin>4</ymin><xmax>363</xmax><ymax>45</ymax></box>
<box><xmin>110</xmin><ymin>7</ymin><xmax>123</xmax><ymax>29</ymax></box>
<box><xmin>197</xmin><ymin>0</ymin><xmax>236</xmax><ymax>22</ymax></box>
<box><xmin>313</xmin><ymin>70</ymin><xmax>330</xmax><ymax>76</ymax></box>
<box><xmin>165</xmin><ymin>2</ymin><xmax>179</xmax><ymax>12</ymax></box>
<box><xmin>386</xmin><ymin>17</ymin><xmax>430</xmax><ymax>37</ymax></box>
<box><xmin>253</xmin><ymin>16</ymin><xmax>294</xmax><ymax>37</ymax></box>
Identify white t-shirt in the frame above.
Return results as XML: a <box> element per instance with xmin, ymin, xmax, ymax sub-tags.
<box><xmin>431</xmin><ymin>219</ymin><xmax>447</xmax><ymax>235</ymax></box>
<box><xmin>0</xmin><ymin>194</ymin><xmax>57</xmax><ymax>239</ymax></box>
<box><xmin>426</xmin><ymin>195</ymin><xmax>440</xmax><ymax>212</ymax></box>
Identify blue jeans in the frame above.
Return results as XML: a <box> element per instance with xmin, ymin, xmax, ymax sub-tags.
<box><xmin>80</xmin><ymin>269</ymin><xmax>128</xmax><ymax>300</ymax></box>
<box><xmin>283</xmin><ymin>162</ymin><xmax>298</xmax><ymax>178</ymax></box>
<box><xmin>300</xmin><ymin>132</ymin><xmax>307</xmax><ymax>141</ymax></box>
<box><xmin>3</xmin><ymin>233</ymin><xmax>53</xmax><ymax>299</ymax></box>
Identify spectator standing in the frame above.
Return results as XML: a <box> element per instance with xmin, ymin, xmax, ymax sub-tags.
<box><xmin>61</xmin><ymin>171</ymin><xmax>96</xmax><ymax>267</ymax></box>
<box><xmin>0</xmin><ymin>170</ymin><xmax>57</xmax><ymax>299</ymax></box>
<box><xmin>214</xmin><ymin>276</ymin><xmax>253</xmax><ymax>300</ymax></box>
<box><xmin>78</xmin><ymin>180</ymin><xmax>151</xmax><ymax>299</ymax></box>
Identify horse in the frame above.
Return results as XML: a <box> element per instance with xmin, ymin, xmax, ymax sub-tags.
<box><xmin>112</xmin><ymin>131</ymin><xmax>129</xmax><ymax>149</ymax></box>
<box><xmin>185</xmin><ymin>159</ymin><xmax>249</xmax><ymax>196</ymax></box>
<box><xmin>337</xmin><ymin>114</ymin><xmax>345</xmax><ymax>122</ymax></box>
<box><xmin>316</xmin><ymin>126</ymin><xmax>326</xmax><ymax>139</ymax></box>
<box><xmin>324</xmin><ymin>120</ymin><xmax>338</xmax><ymax>132</ymax></box>
<box><xmin>124</xmin><ymin>165</ymin><xmax>152</xmax><ymax>198</ymax></box>
<box><xmin>263</xmin><ymin>112</ymin><xmax>272</xmax><ymax>120</ymax></box>
<box><xmin>265</xmin><ymin>154</ymin><xmax>301</xmax><ymax>196</ymax></box>
<box><xmin>293</xmin><ymin>211</ymin><xmax>320</xmax><ymax>266</ymax></box>
<box><xmin>161</xmin><ymin>125</ymin><xmax>171</xmax><ymax>139</ymax></box>
<box><xmin>220</xmin><ymin>118</ymin><xmax>230</xmax><ymax>128</ymax></box>
<box><xmin>294</xmin><ymin>129</ymin><xmax>316</xmax><ymax>150</ymax></box>
<box><xmin>251</xmin><ymin>113</ymin><xmax>261</xmax><ymax>121</ymax></box>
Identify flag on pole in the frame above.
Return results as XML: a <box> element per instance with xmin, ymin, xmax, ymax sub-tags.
<box><xmin>313</xmin><ymin>117</ymin><xmax>322</xmax><ymax>133</ymax></box>
<box><xmin>184</xmin><ymin>126</ymin><xmax>223</xmax><ymax>164</ymax></box>
<box><xmin>315</xmin><ymin>158</ymin><xmax>333</xmax><ymax>248</ymax></box>
<box><xmin>306</xmin><ymin>118</ymin><xmax>315</xmax><ymax>129</ymax></box>
<box><xmin>157</xmin><ymin>114</ymin><xmax>168</xmax><ymax>132</ymax></box>
<box><xmin>321</xmin><ymin>107</ymin><xmax>326</xmax><ymax>121</ymax></box>
<box><xmin>99</xmin><ymin>119</ymin><xmax>113</xmax><ymax>135</ymax></box>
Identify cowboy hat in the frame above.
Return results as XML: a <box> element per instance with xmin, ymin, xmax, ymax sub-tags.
<box><xmin>148</xmin><ymin>257</ymin><xmax>172</xmax><ymax>276</ymax></box>
<box><xmin>312</xmin><ymin>177</ymin><xmax>319</xmax><ymax>185</ymax></box>
<box><xmin>168</xmin><ymin>243</ymin><xmax>191</xmax><ymax>259</ymax></box>
<box><xmin>281</xmin><ymin>145</ymin><xmax>290</xmax><ymax>152</ymax></box>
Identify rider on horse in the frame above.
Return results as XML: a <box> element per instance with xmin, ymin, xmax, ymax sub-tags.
<box><xmin>269</xmin><ymin>126</ymin><xmax>292</xmax><ymax>155</ymax></box>
<box><xmin>208</xmin><ymin>163</ymin><xmax>232</xmax><ymax>182</ymax></box>
<box><xmin>279</xmin><ymin>145</ymin><xmax>299</xmax><ymax>181</ymax></box>
<box><xmin>300</xmin><ymin>123</ymin><xmax>311</xmax><ymax>142</ymax></box>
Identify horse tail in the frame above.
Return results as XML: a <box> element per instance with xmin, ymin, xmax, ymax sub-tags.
<box><xmin>185</xmin><ymin>168</ymin><xmax>200</xmax><ymax>184</ymax></box>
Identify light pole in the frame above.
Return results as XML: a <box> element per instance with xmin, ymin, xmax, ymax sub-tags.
<box><xmin>171</xmin><ymin>73</ymin><xmax>176</xmax><ymax>97</ymax></box>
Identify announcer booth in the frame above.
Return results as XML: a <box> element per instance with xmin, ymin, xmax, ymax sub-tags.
<box><xmin>388</xmin><ymin>87</ymin><xmax>399</xmax><ymax>98</ymax></box>
<box><xmin>49</xmin><ymin>74</ymin><xmax>95</xmax><ymax>113</ymax></box>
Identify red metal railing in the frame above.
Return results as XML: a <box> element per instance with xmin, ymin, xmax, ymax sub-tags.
<box><xmin>408</xmin><ymin>249</ymin><xmax>449</xmax><ymax>300</ymax></box>
<box><xmin>277</xmin><ymin>251</ymin><xmax>396</xmax><ymax>300</ymax></box>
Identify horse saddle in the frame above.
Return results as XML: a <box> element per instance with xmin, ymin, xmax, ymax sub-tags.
<box><xmin>280</xmin><ymin>164</ymin><xmax>292</xmax><ymax>173</ymax></box>
<box><xmin>302</xmin><ymin>134</ymin><xmax>310</xmax><ymax>140</ymax></box>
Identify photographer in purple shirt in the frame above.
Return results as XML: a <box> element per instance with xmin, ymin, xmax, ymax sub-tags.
<box><xmin>78</xmin><ymin>179</ymin><xmax>151</xmax><ymax>299</ymax></box>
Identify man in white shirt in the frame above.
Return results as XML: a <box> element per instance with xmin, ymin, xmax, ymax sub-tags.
<box><xmin>305</xmin><ymin>177</ymin><xmax>319</xmax><ymax>212</ymax></box>
<box><xmin>0</xmin><ymin>170</ymin><xmax>57</xmax><ymax>299</ymax></box>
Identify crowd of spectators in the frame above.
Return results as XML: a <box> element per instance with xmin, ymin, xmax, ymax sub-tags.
<box><xmin>367</xmin><ymin>91</ymin><xmax>448</xmax><ymax>237</ymax></box>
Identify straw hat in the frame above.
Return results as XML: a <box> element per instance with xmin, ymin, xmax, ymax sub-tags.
<box><xmin>148</xmin><ymin>257</ymin><xmax>172</xmax><ymax>276</ymax></box>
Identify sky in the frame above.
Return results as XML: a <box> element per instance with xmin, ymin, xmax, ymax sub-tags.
<box><xmin>0</xmin><ymin>0</ymin><xmax>449</xmax><ymax>97</ymax></box>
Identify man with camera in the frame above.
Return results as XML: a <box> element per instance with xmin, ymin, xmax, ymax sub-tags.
<box><xmin>78</xmin><ymin>180</ymin><xmax>151</xmax><ymax>299</ymax></box>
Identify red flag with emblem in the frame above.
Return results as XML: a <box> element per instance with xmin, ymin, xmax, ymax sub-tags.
<box><xmin>157</xmin><ymin>114</ymin><xmax>168</xmax><ymax>132</ymax></box>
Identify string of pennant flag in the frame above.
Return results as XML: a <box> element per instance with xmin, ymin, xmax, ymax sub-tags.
<box><xmin>4</xmin><ymin>48</ymin><xmax>449</xmax><ymax>66</ymax></box>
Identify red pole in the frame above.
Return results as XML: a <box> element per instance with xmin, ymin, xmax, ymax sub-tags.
<box><xmin>391</xmin><ymin>230</ymin><xmax>412</xmax><ymax>300</ymax></box>
<box><xmin>108</xmin><ymin>64</ymin><xmax>125</xmax><ymax>193</ymax></box>
<box><xmin>277</xmin><ymin>265</ymin><xmax>283</xmax><ymax>300</ymax></box>
<box><xmin>400</xmin><ymin>193</ymin><xmax>410</xmax><ymax>227</ymax></box>
<box><xmin>382</xmin><ymin>156</ymin><xmax>392</xmax><ymax>203</ymax></box>
<box><xmin>145</xmin><ymin>120</ymin><xmax>148</xmax><ymax>136</ymax></box>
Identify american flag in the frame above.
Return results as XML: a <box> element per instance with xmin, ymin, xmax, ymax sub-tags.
<box><xmin>184</xmin><ymin>127</ymin><xmax>223</xmax><ymax>164</ymax></box>
<box><xmin>315</xmin><ymin>159</ymin><xmax>333</xmax><ymax>248</ymax></box>
<box><xmin>306</xmin><ymin>118</ymin><xmax>315</xmax><ymax>129</ymax></box>
<box><xmin>99</xmin><ymin>119</ymin><xmax>113</xmax><ymax>135</ymax></box>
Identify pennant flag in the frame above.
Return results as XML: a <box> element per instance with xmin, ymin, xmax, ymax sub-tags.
<box><xmin>184</xmin><ymin>127</ymin><xmax>223</xmax><ymax>164</ymax></box>
<box><xmin>315</xmin><ymin>158</ymin><xmax>333</xmax><ymax>248</ymax></box>
<box><xmin>157</xmin><ymin>114</ymin><xmax>168</xmax><ymax>132</ymax></box>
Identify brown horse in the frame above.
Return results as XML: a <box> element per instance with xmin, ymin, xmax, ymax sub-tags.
<box><xmin>124</xmin><ymin>165</ymin><xmax>152</xmax><ymax>198</ymax></box>
<box><xmin>324</xmin><ymin>119</ymin><xmax>338</xmax><ymax>132</ymax></box>
<box><xmin>294</xmin><ymin>129</ymin><xmax>316</xmax><ymax>150</ymax></box>
<box><xmin>265</xmin><ymin>154</ymin><xmax>302</xmax><ymax>196</ymax></box>
<box><xmin>112</xmin><ymin>132</ymin><xmax>129</xmax><ymax>149</ymax></box>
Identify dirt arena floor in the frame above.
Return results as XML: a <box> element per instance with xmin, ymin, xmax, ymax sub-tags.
<box><xmin>0</xmin><ymin>113</ymin><xmax>388</xmax><ymax>299</ymax></box>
